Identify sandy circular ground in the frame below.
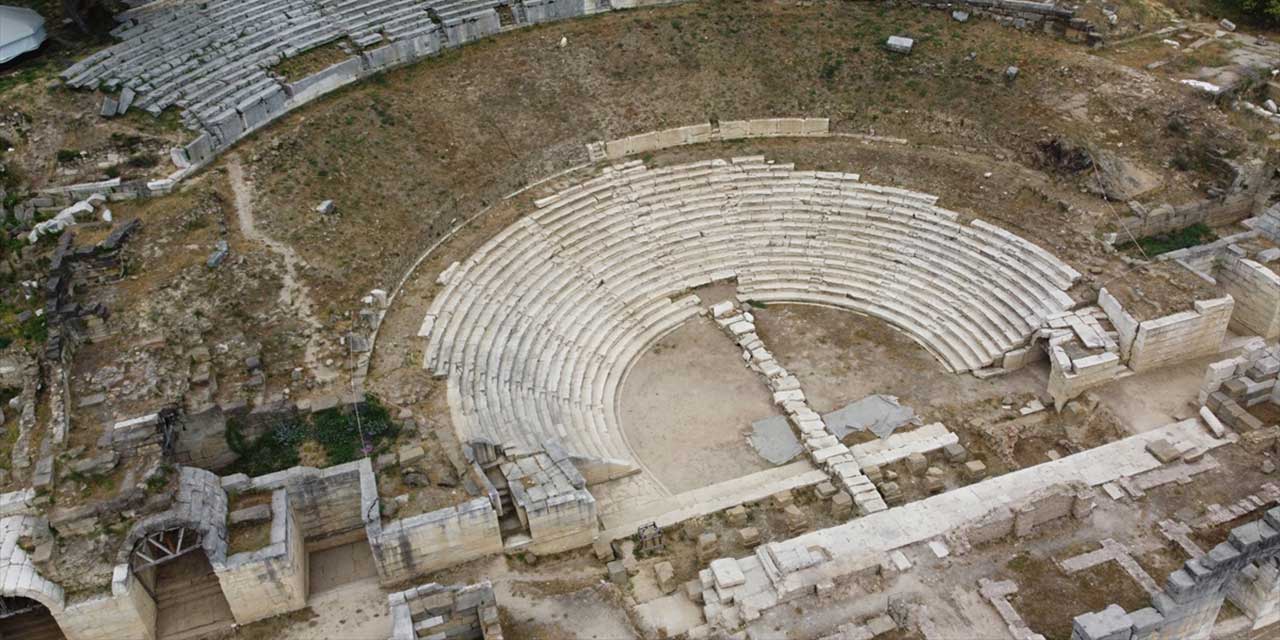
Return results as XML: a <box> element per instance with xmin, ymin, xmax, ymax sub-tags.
<box><xmin>618</xmin><ymin>314</ymin><xmax>778</xmax><ymax>494</ymax></box>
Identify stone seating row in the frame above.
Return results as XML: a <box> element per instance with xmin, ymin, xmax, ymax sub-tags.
<box><xmin>65</xmin><ymin>0</ymin><xmax>340</xmax><ymax>122</ymax></box>
<box><xmin>449</xmin><ymin>295</ymin><xmax>700</xmax><ymax>459</ymax></box>
<box><xmin>421</xmin><ymin>158</ymin><xmax>1080</xmax><ymax>460</ymax></box>
<box><xmin>510</xmin><ymin>167</ymin><xmax>1071</xmax><ymax>362</ymax></box>
<box><xmin>62</xmin><ymin>0</ymin><xmax>514</xmax><ymax>138</ymax></box>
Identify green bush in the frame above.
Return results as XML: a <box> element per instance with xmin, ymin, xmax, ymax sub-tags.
<box><xmin>126</xmin><ymin>153</ymin><xmax>158</xmax><ymax>169</ymax></box>
<box><xmin>312</xmin><ymin>397</ymin><xmax>399</xmax><ymax>465</ymax></box>
<box><xmin>1117</xmin><ymin>223</ymin><xmax>1218</xmax><ymax>257</ymax></box>
<box><xmin>55</xmin><ymin>149</ymin><xmax>80</xmax><ymax>164</ymax></box>
<box><xmin>1224</xmin><ymin>0</ymin><xmax>1280</xmax><ymax>23</ymax></box>
<box><xmin>223</xmin><ymin>396</ymin><xmax>400</xmax><ymax>475</ymax></box>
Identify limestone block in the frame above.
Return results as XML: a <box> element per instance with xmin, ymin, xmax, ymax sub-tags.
<box><xmin>398</xmin><ymin>444</ymin><xmax>426</xmax><ymax>466</ymax></box>
<box><xmin>943</xmin><ymin>443</ymin><xmax>968</xmax><ymax>462</ymax></box>
<box><xmin>607</xmin><ymin>560</ymin><xmax>627</xmax><ymax>585</ymax></box>
<box><xmin>964</xmin><ymin>460</ymin><xmax>988</xmax><ymax>481</ymax></box>
<box><xmin>867</xmin><ymin>614</ymin><xmax>897</xmax><ymax>635</ymax></box>
<box><xmin>229</xmin><ymin>504</ymin><xmax>271</xmax><ymax>525</ymax></box>
<box><xmin>880</xmin><ymin>481</ymin><xmax>904</xmax><ymax>506</ymax></box>
<box><xmin>697</xmin><ymin>532</ymin><xmax>719</xmax><ymax>563</ymax></box>
<box><xmin>739</xmin><ymin>527</ymin><xmax>761</xmax><ymax>548</ymax></box>
<box><xmin>906</xmin><ymin>452</ymin><xmax>928</xmax><ymax>474</ymax></box>
<box><xmin>655</xmin><ymin>561</ymin><xmax>677</xmax><ymax>594</ymax></box>
<box><xmin>710</xmin><ymin>558</ymin><xmax>746</xmax><ymax>588</ymax></box>
<box><xmin>783</xmin><ymin>504</ymin><xmax>808</xmax><ymax>534</ymax></box>
<box><xmin>771</xmin><ymin>490</ymin><xmax>794</xmax><ymax>509</ymax></box>
<box><xmin>725</xmin><ymin>505</ymin><xmax>748</xmax><ymax>527</ymax></box>
<box><xmin>1146</xmin><ymin>439</ymin><xmax>1181</xmax><ymax>464</ymax></box>
<box><xmin>885</xmin><ymin>36</ymin><xmax>914</xmax><ymax>54</ymax></box>
<box><xmin>831</xmin><ymin>492</ymin><xmax>853</xmax><ymax>519</ymax></box>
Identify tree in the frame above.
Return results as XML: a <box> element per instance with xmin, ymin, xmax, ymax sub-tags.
<box><xmin>60</xmin><ymin>0</ymin><xmax>125</xmax><ymax>35</ymax></box>
<box><xmin>1224</xmin><ymin>0</ymin><xmax>1280</xmax><ymax>25</ymax></box>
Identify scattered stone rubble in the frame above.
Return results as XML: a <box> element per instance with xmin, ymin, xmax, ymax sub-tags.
<box><xmin>389</xmin><ymin>580</ymin><xmax>503</xmax><ymax>640</ymax></box>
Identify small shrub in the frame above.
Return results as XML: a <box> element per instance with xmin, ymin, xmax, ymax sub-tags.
<box><xmin>224</xmin><ymin>396</ymin><xmax>400</xmax><ymax>474</ymax></box>
<box><xmin>19</xmin><ymin>315</ymin><xmax>46</xmax><ymax>343</ymax></box>
<box><xmin>1117</xmin><ymin>223</ymin><xmax>1218</xmax><ymax>257</ymax></box>
<box><xmin>127</xmin><ymin>153</ymin><xmax>158</xmax><ymax>169</ymax></box>
<box><xmin>55</xmin><ymin>149</ymin><xmax>80</xmax><ymax>164</ymax></box>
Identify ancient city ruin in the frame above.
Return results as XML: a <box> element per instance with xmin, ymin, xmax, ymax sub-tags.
<box><xmin>7</xmin><ymin>0</ymin><xmax>1280</xmax><ymax>638</ymax></box>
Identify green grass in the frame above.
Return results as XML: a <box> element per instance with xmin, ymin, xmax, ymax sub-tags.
<box><xmin>1117</xmin><ymin>223</ymin><xmax>1218</xmax><ymax>256</ymax></box>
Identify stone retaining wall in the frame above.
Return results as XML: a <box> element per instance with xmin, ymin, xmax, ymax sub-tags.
<box><xmin>1128</xmin><ymin>297</ymin><xmax>1234</xmax><ymax>372</ymax></box>
<box><xmin>368</xmin><ymin>498</ymin><xmax>503</xmax><ymax>585</ymax></box>
<box><xmin>389</xmin><ymin>580</ymin><xmax>503</xmax><ymax>640</ymax></box>
<box><xmin>1216</xmin><ymin>254</ymin><xmax>1280</xmax><ymax>339</ymax></box>
<box><xmin>59</xmin><ymin>566</ymin><xmax>157</xmax><ymax>640</ymax></box>
<box><xmin>224</xmin><ymin>458</ymin><xmax>370</xmax><ymax>548</ymax></box>
<box><xmin>214</xmin><ymin>489</ymin><xmax>309</xmax><ymax>625</ymax></box>
<box><xmin>585</xmin><ymin>118</ymin><xmax>830</xmax><ymax>162</ymax></box>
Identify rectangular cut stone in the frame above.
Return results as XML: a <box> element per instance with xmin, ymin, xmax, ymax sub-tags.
<box><xmin>885</xmin><ymin>36</ymin><xmax>914</xmax><ymax>54</ymax></box>
<box><xmin>709</xmin><ymin>558</ymin><xmax>746</xmax><ymax>588</ymax></box>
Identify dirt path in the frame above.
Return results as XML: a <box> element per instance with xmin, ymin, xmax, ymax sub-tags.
<box><xmin>227</xmin><ymin>154</ymin><xmax>338</xmax><ymax>385</ymax></box>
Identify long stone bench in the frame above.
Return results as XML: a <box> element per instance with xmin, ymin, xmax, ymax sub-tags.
<box><xmin>420</xmin><ymin>157</ymin><xmax>1080</xmax><ymax>462</ymax></box>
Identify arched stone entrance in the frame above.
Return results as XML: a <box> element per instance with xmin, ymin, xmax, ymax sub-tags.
<box><xmin>127</xmin><ymin>526</ymin><xmax>235</xmax><ymax>640</ymax></box>
<box><xmin>0</xmin><ymin>596</ymin><xmax>64</xmax><ymax>640</ymax></box>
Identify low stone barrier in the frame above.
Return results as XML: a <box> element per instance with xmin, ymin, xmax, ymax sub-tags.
<box><xmin>586</xmin><ymin>118</ymin><xmax>830</xmax><ymax>162</ymax></box>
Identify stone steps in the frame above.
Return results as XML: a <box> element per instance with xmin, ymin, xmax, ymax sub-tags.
<box><xmin>421</xmin><ymin>158</ymin><xmax>1079</xmax><ymax>460</ymax></box>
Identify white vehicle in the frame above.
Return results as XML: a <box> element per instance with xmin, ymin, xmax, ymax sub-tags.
<box><xmin>0</xmin><ymin>6</ymin><xmax>46</xmax><ymax>65</ymax></box>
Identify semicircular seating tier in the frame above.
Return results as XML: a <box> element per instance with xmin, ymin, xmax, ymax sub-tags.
<box><xmin>60</xmin><ymin>0</ymin><xmax>537</xmax><ymax>139</ymax></box>
<box><xmin>419</xmin><ymin>156</ymin><xmax>1081</xmax><ymax>463</ymax></box>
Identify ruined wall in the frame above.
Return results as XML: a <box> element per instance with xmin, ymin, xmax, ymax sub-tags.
<box><xmin>1071</xmin><ymin>506</ymin><xmax>1280</xmax><ymax>640</ymax></box>
<box><xmin>1128</xmin><ymin>297</ymin><xmax>1234</xmax><ymax>372</ymax></box>
<box><xmin>1216</xmin><ymin>254</ymin><xmax>1280</xmax><ymax>339</ymax></box>
<box><xmin>1229</xmin><ymin>557</ymin><xmax>1280</xmax><ymax>630</ymax></box>
<box><xmin>1013</xmin><ymin>485</ymin><xmax>1092</xmax><ymax>536</ymax></box>
<box><xmin>1099</xmin><ymin>288</ymin><xmax>1139</xmax><ymax>360</ymax></box>
<box><xmin>1047</xmin><ymin>346</ymin><xmax>1126</xmax><ymax>409</ymax></box>
<box><xmin>389</xmin><ymin>580</ymin><xmax>503</xmax><ymax>640</ymax></box>
<box><xmin>172</xmin><ymin>403</ymin><xmax>236</xmax><ymax>469</ymax></box>
<box><xmin>59</xmin><ymin>566</ymin><xmax>156</xmax><ymax>640</ymax></box>
<box><xmin>524</xmin><ymin>490</ymin><xmax>597</xmax><ymax>556</ymax></box>
<box><xmin>959</xmin><ymin>484</ymin><xmax>1093</xmax><ymax>546</ymax></box>
<box><xmin>1114</xmin><ymin>159</ymin><xmax>1268</xmax><ymax>240</ymax></box>
<box><xmin>227</xmin><ymin>458</ymin><xmax>369</xmax><ymax>548</ymax></box>
<box><xmin>368</xmin><ymin>498</ymin><xmax>503</xmax><ymax>586</ymax></box>
<box><xmin>1120</xmin><ymin>195</ymin><xmax>1257</xmax><ymax>239</ymax></box>
<box><xmin>215</xmin><ymin>490</ymin><xmax>309</xmax><ymax>625</ymax></box>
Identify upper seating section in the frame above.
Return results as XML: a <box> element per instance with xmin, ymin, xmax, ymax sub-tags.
<box><xmin>60</xmin><ymin>0</ymin><xmax>570</xmax><ymax>154</ymax></box>
<box><xmin>64</xmin><ymin>0</ymin><xmax>342</xmax><ymax>126</ymax></box>
<box><xmin>419</xmin><ymin>158</ymin><xmax>1081</xmax><ymax>461</ymax></box>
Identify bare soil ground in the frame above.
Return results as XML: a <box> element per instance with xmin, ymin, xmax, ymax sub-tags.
<box><xmin>1007</xmin><ymin>549</ymin><xmax>1153</xmax><ymax>640</ymax></box>
<box><xmin>618</xmin><ymin>314</ymin><xmax>777</xmax><ymax>493</ymax></box>
<box><xmin>750</xmin><ymin>303</ymin><xmax>1043</xmax><ymax>414</ymax></box>
<box><xmin>1095</xmin><ymin>349</ymin><xmax>1232</xmax><ymax>433</ymax></box>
